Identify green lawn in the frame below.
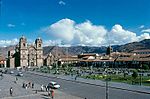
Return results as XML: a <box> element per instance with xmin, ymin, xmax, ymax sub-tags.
<box><xmin>35</xmin><ymin>66</ymin><xmax>150</xmax><ymax>86</ymax></box>
<box><xmin>81</xmin><ymin>74</ymin><xmax>150</xmax><ymax>86</ymax></box>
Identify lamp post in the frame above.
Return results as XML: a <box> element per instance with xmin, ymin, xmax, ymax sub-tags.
<box><xmin>106</xmin><ymin>78</ymin><xmax>108</xmax><ymax>99</ymax></box>
<box><xmin>67</xmin><ymin>46</ymin><xmax>68</xmax><ymax>69</ymax></box>
<box><xmin>55</xmin><ymin>57</ymin><xmax>57</xmax><ymax>74</ymax></box>
<box><xmin>103</xmin><ymin>62</ymin><xmax>109</xmax><ymax>99</ymax></box>
<box><xmin>140</xmin><ymin>64</ymin><xmax>142</xmax><ymax>86</ymax></box>
<box><xmin>55</xmin><ymin>44</ymin><xmax>58</xmax><ymax>74</ymax></box>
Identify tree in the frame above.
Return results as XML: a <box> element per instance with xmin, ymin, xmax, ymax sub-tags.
<box><xmin>142</xmin><ymin>64</ymin><xmax>149</xmax><ymax>70</ymax></box>
<box><xmin>132</xmin><ymin>70</ymin><xmax>138</xmax><ymax>79</ymax></box>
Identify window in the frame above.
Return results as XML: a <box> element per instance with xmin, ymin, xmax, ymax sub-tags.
<box><xmin>39</xmin><ymin>44</ymin><xmax>41</xmax><ymax>47</ymax></box>
<box><xmin>23</xmin><ymin>43</ymin><xmax>25</xmax><ymax>47</ymax></box>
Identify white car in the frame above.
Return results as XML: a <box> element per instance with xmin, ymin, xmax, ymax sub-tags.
<box><xmin>17</xmin><ymin>72</ymin><xmax>23</xmax><ymax>76</ymax></box>
<box><xmin>48</xmin><ymin>81</ymin><xmax>60</xmax><ymax>89</ymax></box>
<box><xmin>10</xmin><ymin>71</ymin><xmax>14</xmax><ymax>74</ymax></box>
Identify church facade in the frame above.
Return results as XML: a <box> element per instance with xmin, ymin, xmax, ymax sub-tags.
<box><xmin>7</xmin><ymin>36</ymin><xmax>43</xmax><ymax>68</ymax></box>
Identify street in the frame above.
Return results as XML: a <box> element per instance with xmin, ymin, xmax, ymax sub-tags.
<box><xmin>0</xmin><ymin>72</ymin><xmax>82</xmax><ymax>99</ymax></box>
<box><xmin>19</xmin><ymin>71</ymin><xmax>150</xmax><ymax>99</ymax></box>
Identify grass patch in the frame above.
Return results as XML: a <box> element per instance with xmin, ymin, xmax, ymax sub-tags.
<box><xmin>81</xmin><ymin>74</ymin><xmax>150</xmax><ymax>86</ymax></box>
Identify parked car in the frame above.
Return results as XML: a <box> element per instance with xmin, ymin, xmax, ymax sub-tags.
<box><xmin>0</xmin><ymin>73</ymin><xmax>3</xmax><ymax>76</ymax></box>
<box><xmin>10</xmin><ymin>71</ymin><xmax>14</xmax><ymax>74</ymax></box>
<box><xmin>16</xmin><ymin>72</ymin><xmax>23</xmax><ymax>76</ymax></box>
<box><xmin>48</xmin><ymin>81</ymin><xmax>60</xmax><ymax>89</ymax></box>
<box><xmin>3</xmin><ymin>69</ymin><xmax>8</xmax><ymax>74</ymax></box>
<box><xmin>0</xmin><ymin>69</ymin><xmax>2</xmax><ymax>72</ymax></box>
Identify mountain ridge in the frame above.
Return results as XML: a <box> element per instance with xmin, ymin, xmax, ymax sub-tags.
<box><xmin>0</xmin><ymin>39</ymin><xmax>150</xmax><ymax>58</ymax></box>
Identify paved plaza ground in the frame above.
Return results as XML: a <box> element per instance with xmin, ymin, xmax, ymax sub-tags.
<box><xmin>0</xmin><ymin>74</ymin><xmax>83</xmax><ymax>99</ymax></box>
<box><xmin>28</xmin><ymin>71</ymin><xmax>150</xmax><ymax>94</ymax></box>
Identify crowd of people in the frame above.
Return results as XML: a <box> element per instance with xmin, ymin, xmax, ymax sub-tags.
<box><xmin>22</xmin><ymin>81</ymin><xmax>34</xmax><ymax>89</ymax></box>
<box><xmin>10</xmin><ymin>82</ymin><xmax>55</xmax><ymax>99</ymax></box>
<box><xmin>40</xmin><ymin>84</ymin><xmax>54</xmax><ymax>99</ymax></box>
<box><xmin>1</xmin><ymin>69</ymin><xmax>56</xmax><ymax>98</ymax></box>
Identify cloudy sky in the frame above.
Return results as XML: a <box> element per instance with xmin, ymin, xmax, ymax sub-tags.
<box><xmin>0</xmin><ymin>0</ymin><xmax>150</xmax><ymax>47</ymax></box>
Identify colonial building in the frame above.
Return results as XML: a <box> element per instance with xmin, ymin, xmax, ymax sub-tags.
<box><xmin>7</xmin><ymin>36</ymin><xmax>43</xmax><ymax>68</ymax></box>
<box><xmin>57</xmin><ymin>49</ymin><xmax>150</xmax><ymax>69</ymax></box>
<box><xmin>44</xmin><ymin>52</ymin><xmax>55</xmax><ymax>66</ymax></box>
<box><xmin>7</xmin><ymin>50</ymin><xmax>15</xmax><ymax>68</ymax></box>
<box><xmin>132</xmin><ymin>49</ymin><xmax>150</xmax><ymax>55</ymax></box>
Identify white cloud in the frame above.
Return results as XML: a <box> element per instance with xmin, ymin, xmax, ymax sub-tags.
<box><xmin>109</xmin><ymin>24</ymin><xmax>138</xmax><ymax>45</ymax></box>
<box><xmin>139</xmin><ymin>25</ymin><xmax>144</xmax><ymax>29</ymax></box>
<box><xmin>141</xmin><ymin>29</ymin><xmax>150</xmax><ymax>33</ymax></box>
<box><xmin>43</xmin><ymin>18</ymin><xmax>75</xmax><ymax>43</ymax></box>
<box><xmin>7</xmin><ymin>24</ymin><xmax>15</xmax><ymax>28</ymax></box>
<box><xmin>73</xmin><ymin>20</ymin><xmax>107</xmax><ymax>46</ymax></box>
<box><xmin>41</xmin><ymin>18</ymin><xmax>150</xmax><ymax>46</ymax></box>
<box><xmin>0</xmin><ymin>39</ymin><xmax>18</xmax><ymax>47</ymax></box>
<box><xmin>43</xmin><ymin>18</ymin><xmax>107</xmax><ymax>46</ymax></box>
<box><xmin>43</xmin><ymin>40</ymin><xmax>61</xmax><ymax>46</ymax></box>
<box><xmin>137</xmin><ymin>33</ymin><xmax>150</xmax><ymax>41</ymax></box>
<box><xmin>58</xmin><ymin>0</ymin><xmax>66</xmax><ymax>5</ymax></box>
<box><xmin>0</xmin><ymin>38</ymin><xmax>60</xmax><ymax>47</ymax></box>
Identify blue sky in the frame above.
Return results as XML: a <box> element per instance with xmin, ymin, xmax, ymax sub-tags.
<box><xmin>0</xmin><ymin>0</ymin><xmax>150</xmax><ymax>47</ymax></box>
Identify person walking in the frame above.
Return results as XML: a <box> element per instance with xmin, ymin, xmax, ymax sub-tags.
<box><xmin>9</xmin><ymin>87</ymin><xmax>13</xmax><ymax>96</ymax></box>
<box><xmin>14</xmin><ymin>77</ymin><xmax>18</xmax><ymax>84</ymax></box>
<box><xmin>16</xmin><ymin>77</ymin><xmax>18</xmax><ymax>81</ymax></box>
<box><xmin>75</xmin><ymin>75</ymin><xmax>77</xmax><ymax>80</ymax></box>
<box><xmin>25</xmin><ymin>84</ymin><xmax>28</xmax><ymax>89</ymax></box>
<box><xmin>51</xmin><ymin>89</ymin><xmax>54</xmax><ymax>99</ymax></box>
<box><xmin>28</xmin><ymin>82</ymin><xmax>31</xmax><ymax>88</ymax></box>
<box><xmin>35</xmin><ymin>90</ymin><xmax>38</xmax><ymax>94</ymax></box>
<box><xmin>45</xmin><ymin>85</ymin><xmax>48</xmax><ymax>91</ymax></box>
<box><xmin>41</xmin><ymin>85</ymin><xmax>43</xmax><ymax>91</ymax></box>
<box><xmin>22</xmin><ymin>82</ymin><xmax>25</xmax><ymax>88</ymax></box>
<box><xmin>31</xmin><ymin>82</ymin><xmax>34</xmax><ymax>88</ymax></box>
<box><xmin>47</xmin><ymin>85</ymin><xmax>50</xmax><ymax>91</ymax></box>
<box><xmin>48</xmin><ymin>90</ymin><xmax>51</xmax><ymax>96</ymax></box>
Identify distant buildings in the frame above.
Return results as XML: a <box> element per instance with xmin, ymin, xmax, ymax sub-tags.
<box><xmin>131</xmin><ymin>50</ymin><xmax>150</xmax><ymax>55</ymax></box>
<box><xmin>6</xmin><ymin>37</ymin><xmax>150</xmax><ymax>69</ymax></box>
<box><xmin>58</xmin><ymin>47</ymin><xmax>150</xmax><ymax>68</ymax></box>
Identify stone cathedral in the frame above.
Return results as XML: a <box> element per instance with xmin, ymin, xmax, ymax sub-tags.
<box><xmin>7</xmin><ymin>36</ymin><xmax>43</xmax><ymax>68</ymax></box>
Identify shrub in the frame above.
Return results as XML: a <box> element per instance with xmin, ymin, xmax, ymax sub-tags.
<box><xmin>142</xmin><ymin>64</ymin><xmax>149</xmax><ymax>70</ymax></box>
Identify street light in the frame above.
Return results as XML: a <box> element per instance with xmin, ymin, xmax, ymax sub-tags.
<box><xmin>103</xmin><ymin>62</ymin><xmax>109</xmax><ymax>99</ymax></box>
<box><xmin>106</xmin><ymin>78</ymin><xmax>108</xmax><ymax>99</ymax></box>
<box><xmin>55</xmin><ymin>44</ymin><xmax>58</xmax><ymax>74</ymax></box>
<box><xmin>140</xmin><ymin>64</ymin><xmax>142</xmax><ymax>86</ymax></box>
<box><xmin>66</xmin><ymin>46</ymin><xmax>68</xmax><ymax>69</ymax></box>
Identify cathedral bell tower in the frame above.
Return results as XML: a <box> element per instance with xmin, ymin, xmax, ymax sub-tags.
<box><xmin>35</xmin><ymin>37</ymin><xmax>43</xmax><ymax>67</ymax></box>
<box><xmin>19</xmin><ymin>36</ymin><xmax>28</xmax><ymax>67</ymax></box>
<box><xmin>106</xmin><ymin>45</ymin><xmax>113</xmax><ymax>55</ymax></box>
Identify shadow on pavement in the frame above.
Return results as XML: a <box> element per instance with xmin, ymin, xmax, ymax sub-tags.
<box><xmin>41</xmin><ymin>94</ymin><xmax>52</xmax><ymax>99</ymax></box>
<box><xmin>41</xmin><ymin>97</ymin><xmax>51</xmax><ymax>99</ymax></box>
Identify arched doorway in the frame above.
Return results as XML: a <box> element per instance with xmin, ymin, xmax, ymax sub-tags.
<box><xmin>31</xmin><ymin>62</ymin><xmax>34</xmax><ymax>66</ymax></box>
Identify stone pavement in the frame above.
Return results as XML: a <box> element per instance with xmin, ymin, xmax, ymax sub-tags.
<box><xmin>0</xmin><ymin>74</ymin><xmax>83</xmax><ymax>99</ymax></box>
<box><xmin>28</xmin><ymin>71</ymin><xmax>150</xmax><ymax>94</ymax></box>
